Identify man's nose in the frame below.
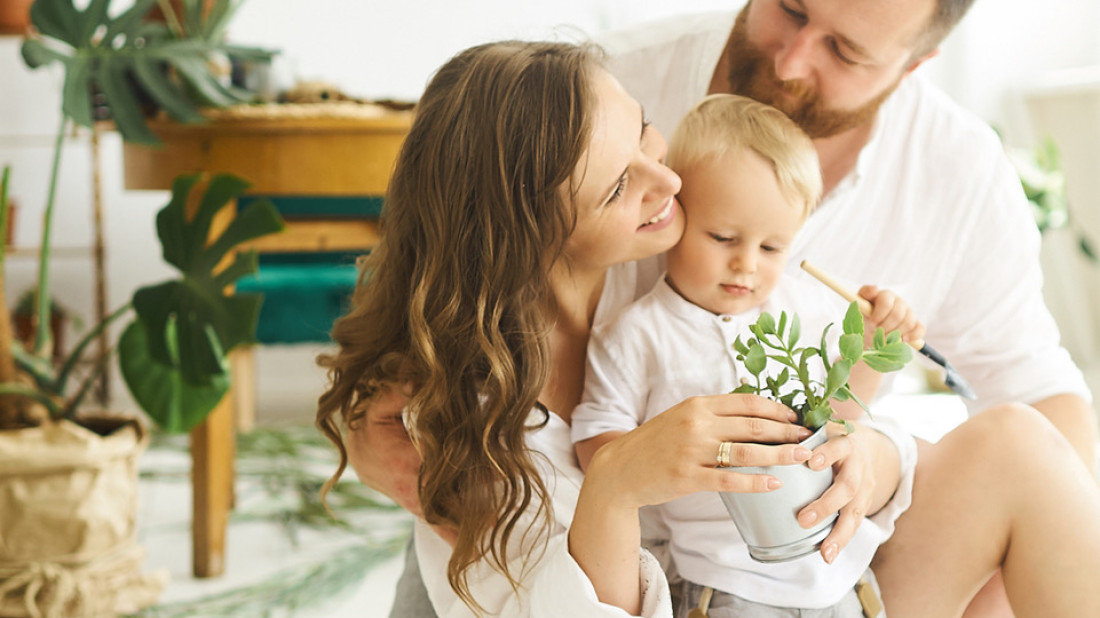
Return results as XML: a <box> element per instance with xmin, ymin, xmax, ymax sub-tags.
<box><xmin>774</xmin><ymin>29</ymin><xmax>815</xmax><ymax>82</ymax></box>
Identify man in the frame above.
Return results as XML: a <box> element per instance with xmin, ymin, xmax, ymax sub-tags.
<box><xmin>386</xmin><ymin>1</ymin><xmax>1097</xmax><ymax>615</ymax></box>
<box><xmin>597</xmin><ymin>2</ymin><xmax>1096</xmax><ymax>616</ymax></box>
<box><xmin>599</xmin><ymin>0</ymin><xmax>1096</xmax><ymax>462</ymax></box>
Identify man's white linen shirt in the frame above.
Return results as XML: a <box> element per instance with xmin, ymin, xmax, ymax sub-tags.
<box><xmin>598</xmin><ymin>10</ymin><xmax>1091</xmax><ymax>413</ymax></box>
<box><xmin>571</xmin><ymin>277</ymin><xmax>918</xmax><ymax>608</ymax></box>
<box><xmin>413</xmin><ymin>259</ymin><xmax>674</xmax><ymax>618</ymax></box>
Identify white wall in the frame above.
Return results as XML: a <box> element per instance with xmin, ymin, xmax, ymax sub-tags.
<box><xmin>1</xmin><ymin>0</ymin><xmax>1098</xmax><ymax>420</ymax></box>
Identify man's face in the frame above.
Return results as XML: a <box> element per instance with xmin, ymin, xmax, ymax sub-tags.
<box><xmin>727</xmin><ymin>0</ymin><xmax>937</xmax><ymax>139</ymax></box>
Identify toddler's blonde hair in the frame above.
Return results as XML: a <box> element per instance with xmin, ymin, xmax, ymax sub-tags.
<box><xmin>667</xmin><ymin>93</ymin><xmax>822</xmax><ymax>219</ymax></box>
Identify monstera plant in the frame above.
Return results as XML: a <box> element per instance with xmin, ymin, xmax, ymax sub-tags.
<box><xmin>0</xmin><ymin>2</ymin><xmax>280</xmax><ymax>615</ymax></box>
<box><xmin>2</xmin><ymin>0</ymin><xmax>278</xmax><ymax>432</ymax></box>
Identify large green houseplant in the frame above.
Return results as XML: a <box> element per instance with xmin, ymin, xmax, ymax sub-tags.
<box><xmin>0</xmin><ymin>0</ymin><xmax>281</xmax><ymax>615</ymax></box>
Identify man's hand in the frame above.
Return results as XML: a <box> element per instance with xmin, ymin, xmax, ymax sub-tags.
<box><xmin>346</xmin><ymin>383</ymin><xmax>424</xmax><ymax>516</ymax></box>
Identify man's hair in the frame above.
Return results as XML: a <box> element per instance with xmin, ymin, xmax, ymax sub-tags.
<box><xmin>667</xmin><ymin>93</ymin><xmax>822</xmax><ymax>219</ymax></box>
<box><xmin>913</xmin><ymin>0</ymin><xmax>978</xmax><ymax>58</ymax></box>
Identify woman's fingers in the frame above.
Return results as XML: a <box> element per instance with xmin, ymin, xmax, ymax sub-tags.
<box><xmin>710</xmin><ymin>393</ymin><xmax>798</xmax><ymax>423</ymax></box>
<box><xmin>705</xmin><ymin>467</ymin><xmax>783</xmax><ymax>494</ymax></box>
<box><xmin>715</xmin><ymin>440</ymin><xmax>814</xmax><ymax>468</ymax></box>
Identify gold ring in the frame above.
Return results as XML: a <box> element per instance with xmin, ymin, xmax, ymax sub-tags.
<box><xmin>717</xmin><ymin>441</ymin><xmax>733</xmax><ymax>468</ymax></box>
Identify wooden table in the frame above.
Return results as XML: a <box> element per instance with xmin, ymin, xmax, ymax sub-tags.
<box><xmin>123</xmin><ymin>105</ymin><xmax>412</xmax><ymax>577</ymax></box>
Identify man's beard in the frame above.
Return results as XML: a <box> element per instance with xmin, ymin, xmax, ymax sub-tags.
<box><xmin>724</xmin><ymin>7</ymin><xmax>897</xmax><ymax>139</ymax></box>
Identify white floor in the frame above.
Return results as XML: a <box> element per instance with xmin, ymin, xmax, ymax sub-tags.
<box><xmin>135</xmin><ymin>425</ymin><xmax>411</xmax><ymax>617</ymax></box>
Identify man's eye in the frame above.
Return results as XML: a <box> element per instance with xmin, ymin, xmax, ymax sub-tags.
<box><xmin>779</xmin><ymin>1</ymin><xmax>807</xmax><ymax>23</ymax></box>
<box><xmin>831</xmin><ymin>40</ymin><xmax>858</xmax><ymax>66</ymax></box>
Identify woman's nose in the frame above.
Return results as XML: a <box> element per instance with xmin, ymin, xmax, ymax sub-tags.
<box><xmin>642</xmin><ymin>126</ymin><xmax>682</xmax><ymax>198</ymax></box>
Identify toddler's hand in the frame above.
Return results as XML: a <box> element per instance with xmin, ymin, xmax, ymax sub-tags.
<box><xmin>858</xmin><ymin>285</ymin><xmax>926</xmax><ymax>347</ymax></box>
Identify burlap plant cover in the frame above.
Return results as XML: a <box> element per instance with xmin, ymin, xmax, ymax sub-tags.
<box><xmin>0</xmin><ymin>418</ymin><xmax>167</xmax><ymax>617</ymax></box>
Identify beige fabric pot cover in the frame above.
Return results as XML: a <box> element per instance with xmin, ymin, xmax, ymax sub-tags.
<box><xmin>0</xmin><ymin>418</ymin><xmax>167</xmax><ymax>617</ymax></box>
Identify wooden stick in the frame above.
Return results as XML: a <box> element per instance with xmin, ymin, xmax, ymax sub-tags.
<box><xmin>800</xmin><ymin>260</ymin><xmax>925</xmax><ymax>349</ymax></box>
<box><xmin>800</xmin><ymin>260</ymin><xmax>872</xmax><ymax>314</ymax></box>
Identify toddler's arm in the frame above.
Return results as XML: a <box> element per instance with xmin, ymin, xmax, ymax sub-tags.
<box><xmin>834</xmin><ymin>285</ymin><xmax>926</xmax><ymax>420</ymax></box>
<box><xmin>575</xmin><ymin>431</ymin><xmax>625</xmax><ymax>472</ymax></box>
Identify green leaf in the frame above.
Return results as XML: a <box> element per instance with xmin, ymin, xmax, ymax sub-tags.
<box><xmin>824</xmin><ymin>358</ymin><xmax>852</xmax><ymax>400</ymax></box>
<box><xmin>732</xmin><ymin>337</ymin><xmax>749</xmax><ymax>356</ymax></box>
<box><xmin>170</xmin><ymin>55</ymin><xmax>240</xmax><ymax>107</ymax></box>
<box><xmin>837</xmin><ymin>386</ymin><xmax>870</xmax><ymax>414</ymax></box>
<box><xmin>77</xmin><ymin>0</ymin><xmax>112</xmax><ymax>47</ymax></box>
<box><xmin>777</xmin><ymin>311</ymin><xmax>787</xmax><ymax>339</ymax></box>
<box><xmin>803</xmin><ymin>404</ymin><xmax>834</xmax><ymax>430</ymax></box>
<box><xmin>766</xmin><ymin>354</ymin><xmax>797</xmax><ymax>370</ymax></box>
<box><xmin>20</xmin><ymin>38</ymin><xmax>70</xmax><ymax>69</ymax></box>
<box><xmin>157</xmin><ymin>174</ymin><xmax>201</xmax><ymax>271</ymax></box>
<box><xmin>788</xmin><ymin>313</ymin><xmax>800</xmax><ymax>348</ymax></box>
<box><xmin>60</xmin><ymin>56</ymin><xmax>94</xmax><ymax>127</ymax></box>
<box><xmin>118</xmin><ymin>319</ymin><xmax>229</xmax><ymax>433</ymax></box>
<box><xmin>132</xmin><ymin>56</ymin><xmax>206</xmax><ymax>124</ymax></box>
<box><xmin>187</xmin><ymin>174</ymin><xmax>253</xmax><ymax>271</ymax></box>
<box><xmin>744</xmin><ymin>343</ymin><xmax>766</xmax><ymax>376</ymax></box>
<box><xmin>839</xmin><ymin>333</ymin><xmax>864</xmax><ymax>363</ymax></box>
<box><xmin>776</xmin><ymin>368</ymin><xmax>789</xmax><ymax>387</ymax></box>
<box><xmin>97</xmin><ymin>55</ymin><xmax>160</xmax><ymax>143</ymax></box>
<box><xmin>862</xmin><ymin>343</ymin><xmax>913</xmax><ymax>373</ymax></box>
<box><xmin>30</xmin><ymin>0</ymin><xmax>80</xmax><ymax>45</ymax></box>
<box><xmin>886</xmin><ymin>330</ymin><xmax>902</xmax><ymax>345</ymax></box>
<box><xmin>758</xmin><ymin>312</ymin><xmax>776</xmax><ymax>335</ymax></box>
<box><xmin>873</xmin><ymin>327</ymin><xmax>886</xmax><ymax>348</ymax></box>
<box><xmin>211</xmin><ymin>250</ymin><xmax>260</xmax><ymax>290</ymax></box>
<box><xmin>196</xmin><ymin>197</ymin><xmax>285</xmax><ymax>273</ymax></box>
<box><xmin>102</xmin><ymin>0</ymin><xmax>161</xmax><ymax>42</ymax></box>
<box><xmin>732</xmin><ymin>383</ymin><xmax>758</xmax><ymax>395</ymax></box>
<box><xmin>843</xmin><ymin>301</ymin><xmax>864</xmax><ymax>336</ymax></box>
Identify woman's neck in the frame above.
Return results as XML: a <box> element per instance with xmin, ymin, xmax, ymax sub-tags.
<box><xmin>542</xmin><ymin>264</ymin><xmax>607</xmax><ymax>424</ymax></box>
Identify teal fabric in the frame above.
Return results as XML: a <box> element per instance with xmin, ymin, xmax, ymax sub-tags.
<box><xmin>237</xmin><ymin>195</ymin><xmax>384</xmax><ymax>218</ymax></box>
<box><xmin>237</xmin><ymin>260</ymin><xmax>360</xmax><ymax>344</ymax></box>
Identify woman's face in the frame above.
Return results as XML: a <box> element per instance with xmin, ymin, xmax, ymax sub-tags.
<box><xmin>564</xmin><ymin>68</ymin><xmax>684</xmax><ymax>271</ymax></box>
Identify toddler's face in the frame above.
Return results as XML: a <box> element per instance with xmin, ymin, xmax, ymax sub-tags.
<box><xmin>666</xmin><ymin>149</ymin><xmax>804</xmax><ymax>316</ymax></box>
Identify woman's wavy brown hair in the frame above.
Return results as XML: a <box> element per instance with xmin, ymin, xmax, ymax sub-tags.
<box><xmin>316</xmin><ymin>40</ymin><xmax>600</xmax><ymax>612</ymax></box>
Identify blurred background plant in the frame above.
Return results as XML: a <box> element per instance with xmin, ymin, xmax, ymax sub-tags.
<box><xmin>1008</xmin><ymin>137</ymin><xmax>1098</xmax><ymax>263</ymax></box>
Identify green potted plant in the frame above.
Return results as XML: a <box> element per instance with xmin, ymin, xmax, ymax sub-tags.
<box><xmin>0</xmin><ymin>0</ymin><xmax>280</xmax><ymax>615</ymax></box>
<box><xmin>719</xmin><ymin>302</ymin><xmax>912</xmax><ymax>562</ymax></box>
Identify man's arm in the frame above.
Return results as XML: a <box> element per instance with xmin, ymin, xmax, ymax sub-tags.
<box><xmin>1031</xmin><ymin>393</ymin><xmax>1098</xmax><ymax>473</ymax></box>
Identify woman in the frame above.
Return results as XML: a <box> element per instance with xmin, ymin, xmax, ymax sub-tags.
<box><xmin>317</xmin><ymin>40</ymin><xmax>1100</xmax><ymax>617</ymax></box>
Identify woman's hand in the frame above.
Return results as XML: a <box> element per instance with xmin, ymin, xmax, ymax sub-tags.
<box><xmin>582</xmin><ymin>393</ymin><xmax>815</xmax><ymax>510</ymax></box>
<box><xmin>796</xmin><ymin>422</ymin><xmax>902</xmax><ymax>563</ymax></box>
<box><xmin>346</xmin><ymin>382</ymin><xmax>424</xmax><ymax>517</ymax></box>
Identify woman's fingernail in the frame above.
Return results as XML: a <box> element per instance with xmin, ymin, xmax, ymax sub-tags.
<box><xmin>823</xmin><ymin>543</ymin><xmax>838</xmax><ymax>564</ymax></box>
<box><xmin>767</xmin><ymin>477</ymin><xmax>783</xmax><ymax>490</ymax></box>
<box><xmin>788</xmin><ymin>410</ymin><xmax>799</xmax><ymax>422</ymax></box>
<box><xmin>793</xmin><ymin>446</ymin><xmax>812</xmax><ymax>461</ymax></box>
<box><xmin>799</xmin><ymin>509</ymin><xmax>818</xmax><ymax>526</ymax></box>
<box><xmin>810</xmin><ymin>454</ymin><xmax>826</xmax><ymax>469</ymax></box>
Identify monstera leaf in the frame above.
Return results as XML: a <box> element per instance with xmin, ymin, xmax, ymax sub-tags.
<box><xmin>120</xmin><ymin>173</ymin><xmax>284</xmax><ymax>432</ymax></box>
<box><xmin>20</xmin><ymin>0</ymin><xmax>273</xmax><ymax>144</ymax></box>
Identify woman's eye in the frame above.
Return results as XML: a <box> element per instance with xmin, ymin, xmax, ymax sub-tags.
<box><xmin>710</xmin><ymin>233</ymin><xmax>734</xmax><ymax>243</ymax></box>
<box><xmin>607</xmin><ymin>174</ymin><xmax>628</xmax><ymax>205</ymax></box>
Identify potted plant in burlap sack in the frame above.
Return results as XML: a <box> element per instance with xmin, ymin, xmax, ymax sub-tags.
<box><xmin>0</xmin><ymin>1</ymin><xmax>279</xmax><ymax>616</ymax></box>
<box><xmin>720</xmin><ymin>302</ymin><xmax>912</xmax><ymax>562</ymax></box>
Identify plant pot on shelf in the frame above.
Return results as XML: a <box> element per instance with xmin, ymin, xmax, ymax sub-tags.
<box><xmin>0</xmin><ymin>414</ymin><xmax>167</xmax><ymax>617</ymax></box>
<box><xmin>718</xmin><ymin>425</ymin><xmax>836</xmax><ymax>563</ymax></box>
<box><xmin>0</xmin><ymin>0</ymin><xmax>34</xmax><ymax>35</ymax></box>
